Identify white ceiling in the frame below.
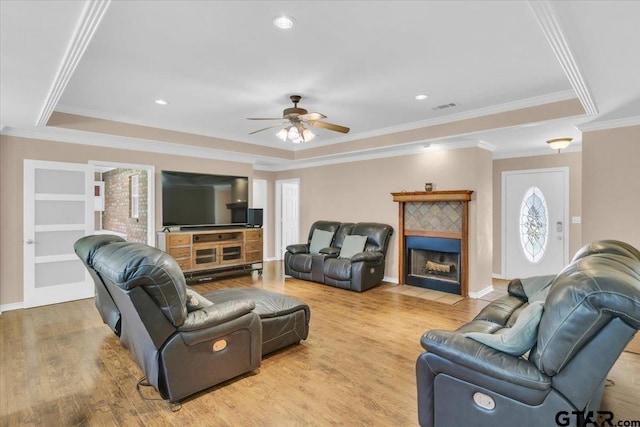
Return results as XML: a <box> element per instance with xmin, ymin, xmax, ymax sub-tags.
<box><xmin>1</xmin><ymin>1</ymin><xmax>639</xmax><ymax>163</ymax></box>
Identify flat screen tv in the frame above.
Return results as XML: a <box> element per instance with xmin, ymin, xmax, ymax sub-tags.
<box><xmin>162</xmin><ymin>171</ymin><xmax>248</xmax><ymax>228</ymax></box>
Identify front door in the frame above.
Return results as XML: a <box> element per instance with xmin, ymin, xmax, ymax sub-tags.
<box><xmin>503</xmin><ymin>168</ymin><xmax>568</xmax><ymax>279</ymax></box>
<box><xmin>23</xmin><ymin>160</ymin><xmax>94</xmax><ymax>308</ymax></box>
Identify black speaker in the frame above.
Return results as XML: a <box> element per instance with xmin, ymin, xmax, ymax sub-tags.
<box><xmin>247</xmin><ymin>208</ymin><xmax>263</xmax><ymax>228</ymax></box>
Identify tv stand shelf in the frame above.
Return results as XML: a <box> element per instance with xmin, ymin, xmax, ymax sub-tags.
<box><xmin>157</xmin><ymin>228</ymin><xmax>263</xmax><ymax>280</ymax></box>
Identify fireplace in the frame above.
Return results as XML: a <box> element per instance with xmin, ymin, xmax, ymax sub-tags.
<box><xmin>392</xmin><ymin>190</ymin><xmax>473</xmax><ymax>296</ymax></box>
<box><xmin>406</xmin><ymin>236</ymin><xmax>461</xmax><ymax>294</ymax></box>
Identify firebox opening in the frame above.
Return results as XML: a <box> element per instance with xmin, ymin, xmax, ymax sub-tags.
<box><xmin>405</xmin><ymin>236</ymin><xmax>462</xmax><ymax>295</ymax></box>
<box><xmin>410</xmin><ymin>249</ymin><xmax>460</xmax><ymax>284</ymax></box>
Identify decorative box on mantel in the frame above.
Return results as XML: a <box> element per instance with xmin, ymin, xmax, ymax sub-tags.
<box><xmin>391</xmin><ymin>190</ymin><xmax>473</xmax><ymax>296</ymax></box>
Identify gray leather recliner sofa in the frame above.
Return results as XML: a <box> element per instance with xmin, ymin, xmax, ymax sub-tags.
<box><xmin>416</xmin><ymin>240</ymin><xmax>640</xmax><ymax>427</ymax></box>
<box><xmin>284</xmin><ymin>220</ymin><xmax>393</xmax><ymax>292</ymax></box>
<box><xmin>75</xmin><ymin>235</ymin><xmax>262</xmax><ymax>403</ymax></box>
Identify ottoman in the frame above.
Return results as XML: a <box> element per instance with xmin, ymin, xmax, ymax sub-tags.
<box><xmin>203</xmin><ymin>288</ymin><xmax>310</xmax><ymax>356</ymax></box>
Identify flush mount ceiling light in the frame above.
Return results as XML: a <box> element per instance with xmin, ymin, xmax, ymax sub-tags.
<box><xmin>154</xmin><ymin>99</ymin><xmax>168</xmax><ymax>105</ymax></box>
<box><xmin>273</xmin><ymin>15</ymin><xmax>295</xmax><ymax>30</ymax></box>
<box><xmin>415</xmin><ymin>94</ymin><xmax>429</xmax><ymax>101</ymax></box>
<box><xmin>547</xmin><ymin>137</ymin><xmax>573</xmax><ymax>153</ymax></box>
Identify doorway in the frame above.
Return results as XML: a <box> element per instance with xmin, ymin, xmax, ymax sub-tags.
<box><xmin>275</xmin><ymin>178</ymin><xmax>300</xmax><ymax>259</ymax></box>
<box><xmin>90</xmin><ymin>160</ymin><xmax>155</xmax><ymax>246</ymax></box>
<box><xmin>252</xmin><ymin>179</ymin><xmax>268</xmax><ymax>259</ymax></box>
<box><xmin>502</xmin><ymin>168</ymin><xmax>569</xmax><ymax>278</ymax></box>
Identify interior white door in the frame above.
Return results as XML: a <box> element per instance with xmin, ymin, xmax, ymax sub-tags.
<box><xmin>280</xmin><ymin>181</ymin><xmax>299</xmax><ymax>258</ymax></box>
<box><xmin>24</xmin><ymin>160</ymin><xmax>94</xmax><ymax>308</ymax></box>
<box><xmin>503</xmin><ymin>168</ymin><xmax>568</xmax><ymax>279</ymax></box>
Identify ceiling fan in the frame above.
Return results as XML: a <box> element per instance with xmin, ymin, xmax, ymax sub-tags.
<box><xmin>247</xmin><ymin>95</ymin><xmax>350</xmax><ymax>143</ymax></box>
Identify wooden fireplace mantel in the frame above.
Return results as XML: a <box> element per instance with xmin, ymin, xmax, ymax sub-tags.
<box><xmin>391</xmin><ymin>190</ymin><xmax>473</xmax><ymax>296</ymax></box>
<box><xmin>391</xmin><ymin>190</ymin><xmax>473</xmax><ymax>203</ymax></box>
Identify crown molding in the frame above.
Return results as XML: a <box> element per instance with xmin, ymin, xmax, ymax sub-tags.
<box><xmin>3</xmin><ymin>123</ymin><xmax>578</xmax><ymax>172</ymax></box>
<box><xmin>1</xmin><ymin>126</ymin><xmax>288</xmax><ymax>167</ymax></box>
<box><xmin>576</xmin><ymin>115</ymin><xmax>640</xmax><ymax>132</ymax></box>
<box><xmin>54</xmin><ymin>103</ymin><xmax>270</xmax><ymax>148</ymax></box>
<box><xmin>258</xmin><ymin>140</ymin><xmax>495</xmax><ymax>172</ymax></box>
<box><xmin>492</xmin><ymin>142</ymin><xmax>582</xmax><ymax>160</ymax></box>
<box><xmin>303</xmin><ymin>90</ymin><xmax>577</xmax><ymax>149</ymax></box>
<box><xmin>36</xmin><ymin>0</ymin><xmax>111</xmax><ymax>127</ymax></box>
<box><xmin>528</xmin><ymin>1</ymin><xmax>598</xmax><ymax>116</ymax></box>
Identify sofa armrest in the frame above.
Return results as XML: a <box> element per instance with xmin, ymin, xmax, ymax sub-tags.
<box><xmin>179</xmin><ymin>299</ymin><xmax>256</xmax><ymax>332</ymax></box>
<box><xmin>319</xmin><ymin>247</ymin><xmax>340</xmax><ymax>256</ymax></box>
<box><xmin>351</xmin><ymin>251</ymin><xmax>383</xmax><ymax>263</ymax></box>
<box><xmin>286</xmin><ymin>244</ymin><xmax>310</xmax><ymax>254</ymax></box>
<box><xmin>421</xmin><ymin>330</ymin><xmax>550</xmax><ymax>391</ymax></box>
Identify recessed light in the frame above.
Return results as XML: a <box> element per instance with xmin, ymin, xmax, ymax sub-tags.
<box><xmin>155</xmin><ymin>99</ymin><xmax>168</xmax><ymax>105</ymax></box>
<box><xmin>273</xmin><ymin>15</ymin><xmax>295</xmax><ymax>30</ymax></box>
<box><xmin>415</xmin><ymin>94</ymin><xmax>429</xmax><ymax>101</ymax></box>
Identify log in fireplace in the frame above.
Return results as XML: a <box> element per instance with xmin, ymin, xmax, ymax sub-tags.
<box><xmin>406</xmin><ymin>236</ymin><xmax>461</xmax><ymax>294</ymax></box>
<box><xmin>391</xmin><ymin>190</ymin><xmax>473</xmax><ymax>296</ymax></box>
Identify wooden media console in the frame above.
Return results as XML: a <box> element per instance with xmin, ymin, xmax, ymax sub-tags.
<box><xmin>157</xmin><ymin>227</ymin><xmax>263</xmax><ymax>280</ymax></box>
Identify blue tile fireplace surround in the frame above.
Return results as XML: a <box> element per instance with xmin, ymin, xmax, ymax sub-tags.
<box><xmin>391</xmin><ymin>190</ymin><xmax>473</xmax><ymax>296</ymax></box>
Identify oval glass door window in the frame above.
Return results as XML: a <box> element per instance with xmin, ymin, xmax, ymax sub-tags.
<box><xmin>519</xmin><ymin>186</ymin><xmax>548</xmax><ymax>263</ymax></box>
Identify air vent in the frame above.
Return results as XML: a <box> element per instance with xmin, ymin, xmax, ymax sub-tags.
<box><xmin>432</xmin><ymin>102</ymin><xmax>457</xmax><ymax>111</ymax></box>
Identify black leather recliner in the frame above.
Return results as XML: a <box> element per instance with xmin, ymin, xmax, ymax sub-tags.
<box><xmin>416</xmin><ymin>240</ymin><xmax>640</xmax><ymax>427</ymax></box>
<box><xmin>284</xmin><ymin>220</ymin><xmax>393</xmax><ymax>292</ymax></box>
<box><xmin>75</xmin><ymin>235</ymin><xmax>262</xmax><ymax>403</ymax></box>
<box><xmin>75</xmin><ymin>234</ymin><xmax>126</xmax><ymax>336</ymax></box>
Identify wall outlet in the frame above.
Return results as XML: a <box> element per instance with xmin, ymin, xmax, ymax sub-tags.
<box><xmin>572</xmin><ymin>216</ymin><xmax>581</xmax><ymax>224</ymax></box>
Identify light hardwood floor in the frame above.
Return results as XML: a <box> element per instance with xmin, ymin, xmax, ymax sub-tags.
<box><xmin>1</xmin><ymin>262</ymin><xmax>638</xmax><ymax>426</ymax></box>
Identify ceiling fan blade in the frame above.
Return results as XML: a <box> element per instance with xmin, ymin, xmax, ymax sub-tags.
<box><xmin>249</xmin><ymin>122</ymin><xmax>288</xmax><ymax>135</ymax></box>
<box><xmin>247</xmin><ymin>117</ymin><xmax>284</xmax><ymax>120</ymax></box>
<box><xmin>308</xmin><ymin>120</ymin><xmax>350</xmax><ymax>134</ymax></box>
<box><xmin>298</xmin><ymin>112</ymin><xmax>326</xmax><ymax>121</ymax></box>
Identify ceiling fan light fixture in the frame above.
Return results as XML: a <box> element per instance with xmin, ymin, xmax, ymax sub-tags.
<box><xmin>302</xmin><ymin>128</ymin><xmax>315</xmax><ymax>142</ymax></box>
<box><xmin>276</xmin><ymin>128</ymin><xmax>288</xmax><ymax>141</ymax></box>
<box><xmin>547</xmin><ymin>137</ymin><xmax>573</xmax><ymax>152</ymax></box>
<box><xmin>273</xmin><ymin>15</ymin><xmax>295</xmax><ymax>30</ymax></box>
<box><xmin>287</xmin><ymin>126</ymin><xmax>300</xmax><ymax>140</ymax></box>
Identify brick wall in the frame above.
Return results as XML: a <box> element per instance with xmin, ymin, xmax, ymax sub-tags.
<box><xmin>102</xmin><ymin>168</ymin><xmax>148</xmax><ymax>243</ymax></box>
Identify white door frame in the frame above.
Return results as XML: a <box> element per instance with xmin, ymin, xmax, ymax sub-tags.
<box><xmin>252</xmin><ymin>179</ymin><xmax>269</xmax><ymax>259</ymax></box>
<box><xmin>501</xmin><ymin>167</ymin><xmax>569</xmax><ymax>277</ymax></box>
<box><xmin>89</xmin><ymin>160</ymin><xmax>156</xmax><ymax>246</ymax></box>
<box><xmin>275</xmin><ymin>178</ymin><xmax>300</xmax><ymax>260</ymax></box>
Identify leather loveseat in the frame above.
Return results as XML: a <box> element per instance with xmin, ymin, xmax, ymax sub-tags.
<box><xmin>284</xmin><ymin>221</ymin><xmax>393</xmax><ymax>292</ymax></box>
<box><xmin>416</xmin><ymin>240</ymin><xmax>640</xmax><ymax>427</ymax></box>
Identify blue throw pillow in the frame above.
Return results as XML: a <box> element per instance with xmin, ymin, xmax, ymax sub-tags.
<box><xmin>464</xmin><ymin>301</ymin><xmax>544</xmax><ymax>356</ymax></box>
<box><xmin>521</xmin><ymin>275</ymin><xmax>555</xmax><ymax>302</ymax></box>
<box><xmin>309</xmin><ymin>229</ymin><xmax>334</xmax><ymax>254</ymax></box>
<box><xmin>339</xmin><ymin>235</ymin><xmax>367</xmax><ymax>259</ymax></box>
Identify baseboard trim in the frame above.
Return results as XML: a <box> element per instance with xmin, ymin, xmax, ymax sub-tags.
<box><xmin>0</xmin><ymin>301</ymin><xmax>24</xmax><ymax>313</ymax></box>
<box><xmin>492</xmin><ymin>273</ymin><xmax>507</xmax><ymax>280</ymax></box>
<box><xmin>468</xmin><ymin>286</ymin><xmax>494</xmax><ymax>299</ymax></box>
<box><xmin>383</xmin><ymin>276</ymin><xmax>399</xmax><ymax>284</ymax></box>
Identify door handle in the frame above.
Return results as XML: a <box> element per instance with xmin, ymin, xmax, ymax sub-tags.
<box><xmin>25</xmin><ymin>239</ymin><xmax>35</xmax><ymax>244</ymax></box>
<box><xmin>556</xmin><ymin>221</ymin><xmax>563</xmax><ymax>240</ymax></box>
